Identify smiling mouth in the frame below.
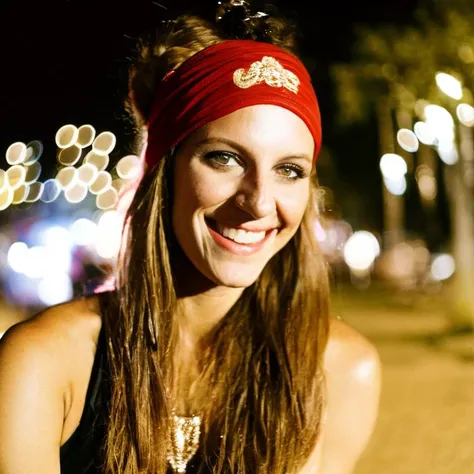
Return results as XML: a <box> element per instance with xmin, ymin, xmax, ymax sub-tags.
<box><xmin>205</xmin><ymin>218</ymin><xmax>273</xmax><ymax>244</ymax></box>
<box><xmin>205</xmin><ymin>217</ymin><xmax>277</xmax><ymax>256</ymax></box>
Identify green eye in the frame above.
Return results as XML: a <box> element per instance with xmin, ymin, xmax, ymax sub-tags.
<box><xmin>279</xmin><ymin>167</ymin><xmax>296</xmax><ymax>178</ymax></box>
<box><xmin>205</xmin><ymin>151</ymin><xmax>240</xmax><ymax>167</ymax></box>
<box><xmin>277</xmin><ymin>164</ymin><xmax>306</xmax><ymax>180</ymax></box>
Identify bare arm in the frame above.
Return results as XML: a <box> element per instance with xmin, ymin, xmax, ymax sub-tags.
<box><xmin>318</xmin><ymin>320</ymin><xmax>382</xmax><ymax>474</ymax></box>
<box><xmin>299</xmin><ymin>319</ymin><xmax>382</xmax><ymax>474</ymax></box>
<box><xmin>0</xmin><ymin>321</ymin><xmax>65</xmax><ymax>473</ymax></box>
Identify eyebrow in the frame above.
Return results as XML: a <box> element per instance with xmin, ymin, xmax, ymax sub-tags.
<box><xmin>195</xmin><ymin>137</ymin><xmax>313</xmax><ymax>164</ymax></box>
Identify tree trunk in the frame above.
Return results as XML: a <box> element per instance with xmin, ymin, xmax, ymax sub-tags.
<box><xmin>416</xmin><ymin>145</ymin><xmax>441</xmax><ymax>249</ymax></box>
<box><xmin>377</xmin><ymin>97</ymin><xmax>405</xmax><ymax>250</ymax></box>
<box><xmin>445</xmin><ymin>124</ymin><xmax>474</xmax><ymax>329</ymax></box>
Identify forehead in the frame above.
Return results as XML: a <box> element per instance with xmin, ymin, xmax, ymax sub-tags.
<box><xmin>191</xmin><ymin>105</ymin><xmax>315</xmax><ymax>159</ymax></box>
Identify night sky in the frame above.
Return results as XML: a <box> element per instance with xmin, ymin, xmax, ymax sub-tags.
<box><xmin>1</xmin><ymin>0</ymin><xmax>435</xmax><ymax>241</ymax></box>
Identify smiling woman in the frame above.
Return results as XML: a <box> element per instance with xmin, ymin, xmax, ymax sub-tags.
<box><xmin>172</xmin><ymin>105</ymin><xmax>314</xmax><ymax>287</ymax></box>
<box><xmin>0</xmin><ymin>2</ymin><xmax>380</xmax><ymax>474</ymax></box>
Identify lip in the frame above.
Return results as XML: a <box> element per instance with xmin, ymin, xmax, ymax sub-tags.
<box><xmin>216</xmin><ymin>223</ymin><xmax>276</xmax><ymax>233</ymax></box>
<box><xmin>206</xmin><ymin>219</ymin><xmax>277</xmax><ymax>256</ymax></box>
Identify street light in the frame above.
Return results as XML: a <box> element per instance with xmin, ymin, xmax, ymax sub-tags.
<box><xmin>456</xmin><ymin>103</ymin><xmax>474</xmax><ymax>127</ymax></box>
<box><xmin>423</xmin><ymin>104</ymin><xmax>455</xmax><ymax>141</ymax></box>
<box><xmin>379</xmin><ymin>153</ymin><xmax>408</xmax><ymax>196</ymax></box>
<box><xmin>413</xmin><ymin>121</ymin><xmax>437</xmax><ymax>145</ymax></box>
<box><xmin>397</xmin><ymin>129</ymin><xmax>419</xmax><ymax>152</ymax></box>
<box><xmin>435</xmin><ymin>72</ymin><xmax>463</xmax><ymax>100</ymax></box>
<box><xmin>423</xmin><ymin>104</ymin><xmax>458</xmax><ymax>164</ymax></box>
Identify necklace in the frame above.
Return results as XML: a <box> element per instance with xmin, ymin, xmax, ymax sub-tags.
<box><xmin>168</xmin><ymin>411</ymin><xmax>202</xmax><ymax>473</ymax></box>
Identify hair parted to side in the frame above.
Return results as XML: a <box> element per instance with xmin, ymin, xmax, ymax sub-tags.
<box><xmin>103</xmin><ymin>4</ymin><xmax>330</xmax><ymax>474</ymax></box>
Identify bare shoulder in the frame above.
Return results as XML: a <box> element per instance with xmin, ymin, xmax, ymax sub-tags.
<box><xmin>3</xmin><ymin>294</ymin><xmax>103</xmax><ymax>415</ymax></box>
<box><xmin>317</xmin><ymin>318</ymin><xmax>381</xmax><ymax>474</ymax></box>
<box><xmin>0</xmin><ymin>295</ymin><xmax>102</xmax><ymax>379</ymax></box>
<box><xmin>324</xmin><ymin>317</ymin><xmax>381</xmax><ymax>379</ymax></box>
<box><xmin>3</xmin><ymin>294</ymin><xmax>101</xmax><ymax>338</ymax></box>
<box><xmin>0</xmin><ymin>295</ymin><xmax>103</xmax><ymax>472</ymax></box>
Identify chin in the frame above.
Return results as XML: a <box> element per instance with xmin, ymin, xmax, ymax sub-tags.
<box><xmin>206</xmin><ymin>263</ymin><xmax>265</xmax><ymax>289</ymax></box>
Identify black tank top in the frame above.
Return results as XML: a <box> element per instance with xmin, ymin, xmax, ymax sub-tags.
<box><xmin>59</xmin><ymin>292</ymin><xmax>205</xmax><ymax>473</ymax></box>
<box><xmin>59</xmin><ymin>309</ymin><xmax>108</xmax><ymax>473</ymax></box>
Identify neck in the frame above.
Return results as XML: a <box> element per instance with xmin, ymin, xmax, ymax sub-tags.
<box><xmin>176</xmin><ymin>282</ymin><xmax>244</xmax><ymax>348</ymax></box>
<box><xmin>172</xmin><ymin>264</ymin><xmax>244</xmax><ymax>414</ymax></box>
<box><xmin>173</xmin><ymin>249</ymin><xmax>245</xmax><ymax>347</ymax></box>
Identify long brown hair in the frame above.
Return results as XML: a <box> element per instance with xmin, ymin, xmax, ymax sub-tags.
<box><xmin>103</xmin><ymin>11</ymin><xmax>330</xmax><ymax>474</ymax></box>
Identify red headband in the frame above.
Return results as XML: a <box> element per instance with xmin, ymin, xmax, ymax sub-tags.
<box><xmin>145</xmin><ymin>40</ymin><xmax>322</xmax><ymax>167</ymax></box>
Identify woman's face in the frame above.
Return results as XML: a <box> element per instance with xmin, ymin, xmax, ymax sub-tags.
<box><xmin>172</xmin><ymin>104</ymin><xmax>314</xmax><ymax>288</ymax></box>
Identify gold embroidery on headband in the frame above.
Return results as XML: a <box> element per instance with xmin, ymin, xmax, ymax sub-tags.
<box><xmin>233</xmin><ymin>56</ymin><xmax>300</xmax><ymax>94</ymax></box>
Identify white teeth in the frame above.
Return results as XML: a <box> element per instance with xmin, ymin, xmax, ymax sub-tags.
<box><xmin>216</xmin><ymin>223</ymin><xmax>266</xmax><ymax>244</ymax></box>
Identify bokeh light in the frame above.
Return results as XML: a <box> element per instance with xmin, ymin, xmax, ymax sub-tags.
<box><xmin>343</xmin><ymin>231</ymin><xmax>381</xmax><ymax>272</ymax></box>
<box><xmin>40</xmin><ymin>179</ymin><xmax>61</xmax><ymax>203</ymax></box>
<box><xmin>435</xmin><ymin>72</ymin><xmax>463</xmax><ymax>100</ymax></box>
<box><xmin>58</xmin><ymin>145</ymin><xmax>82</xmax><ymax>166</ymax></box>
<box><xmin>397</xmin><ymin>129</ymin><xmax>419</xmax><ymax>153</ymax></box>
<box><xmin>55</xmin><ymin>124</ymin><xmax>79</xmax><ymax>149</ymax></box>
<box><xmin>456</xmin><ymin>103</ymin><xmax>474</xmax><ymax>127</ymax></box>
<box><xmin>23</xmin><ymin>140</ymin><xmax>44</xmax><ymax>165</ymax></box>
<box><xmin>6</xmin><ymin>142</ymin><xmax>27</xmax><ymax>165</ymax></box>
<box><xmin>84</xmin><ymin>150</ymin><xmax>109</xmax><ymax>171</ymax></box>
<box><xmin>413</xmin><ymin>121</ymin><xmax>436</xmax><ymax>145</ymax></box>
<box><xmin>116</xmin><ymin>154</ymin><xmax>142</xmax><ymax>180</ymax></box>
<box><xmin>430</xmin><ymin>254</ymin><xmax>455</xmax><ymax>281</ymax></box>
<box><xmin>76</xmin><ymin>124</ymin><xmax>96</xmax><ymax>148</ymax></box>
<box><xmin>6</xmin><ymin>165</ymin><xmax>27</xmax><ymax>191</ymax></box>
<box><xmin>92</xmin><ymin>131</ymin><xmax>116</xmax><ymax>156</ymax></box>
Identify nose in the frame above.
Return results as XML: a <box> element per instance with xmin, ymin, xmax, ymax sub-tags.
<box><xmin>234</xmin><ymin>172</ymin><xmax>276</xmax><ymax>219</ymax></box>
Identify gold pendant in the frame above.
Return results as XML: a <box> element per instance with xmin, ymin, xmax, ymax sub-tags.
<box><xmin>167</xmin><ymin>412</ymin><xmax>202</xmax><ymax>473</ymax></box>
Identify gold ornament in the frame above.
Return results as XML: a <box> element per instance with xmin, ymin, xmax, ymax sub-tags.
<box><xmin>168</xmin><ymin>412</ymin><xmax>202</xmax><ymax>473</ymax></box>
<box><xmin>233</xmin><ymin>56</ymin><xmax>300</xmax><ymax>94</ymax></box>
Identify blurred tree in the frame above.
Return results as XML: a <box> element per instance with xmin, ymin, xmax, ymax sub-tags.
<box><xmin>331</xmin><ymin>2</ymin><xmax>474</xmax><ymax>329</ymax></box>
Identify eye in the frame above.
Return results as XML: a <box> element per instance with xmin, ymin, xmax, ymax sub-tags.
<box><xmin>204</xmin><ymin>151</ymin><xmax>241</xmax><ymax>169</ymax></box>
<box><xmin>276</xmin><ymin>164</ymin><xmax>307</xmax><ymax>181</ymax></box>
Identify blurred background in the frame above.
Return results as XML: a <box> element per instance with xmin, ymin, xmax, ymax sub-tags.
<box><xmin>1</xmin><ymin>0</ymin><xmax>474</xmax><ymax>472</ymax></box>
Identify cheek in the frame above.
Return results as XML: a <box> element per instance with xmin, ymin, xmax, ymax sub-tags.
<box><xmin>173</xmin><ymin>164</ymin><xmax>224</xmax><ymax>220</ymax></box>
<box><xmin>175</xmin><ymin>162</ymin><xmax>233</xmax><ymax>213</ymax></box>
<box><xmin>279</xmin><ymin>186</ymin><xmax>310</xmax><ymax>227</ymax></box>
